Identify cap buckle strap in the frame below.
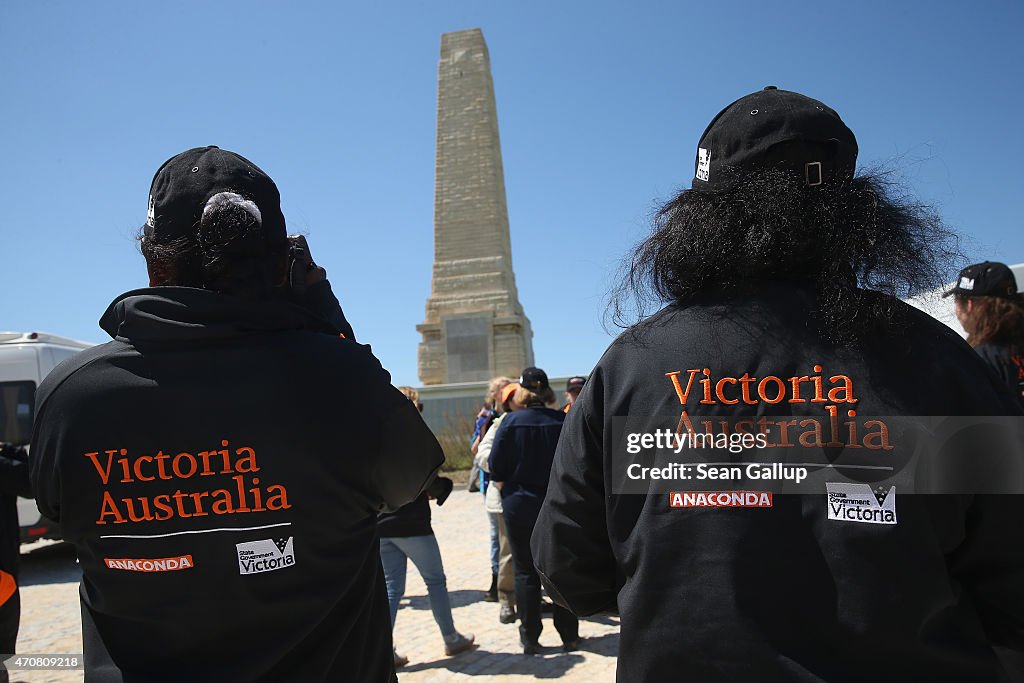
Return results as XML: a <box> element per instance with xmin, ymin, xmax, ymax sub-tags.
<box><xmin>805</xmin><ymin>161</ymin><xmax>824</xmax><ymax>186</ymax></box>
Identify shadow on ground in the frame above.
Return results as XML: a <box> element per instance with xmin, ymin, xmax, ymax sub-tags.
<box><xmin>20</xmin><ymin>541</ymin><xmax>81</xmax><ymax>586</ymax></box>
<box><xmin>405</xmin><ymin>591</ymin><xmax>620</xmax><ymax>617</ymax></box>
<box><xmin>405</xmin><ymin>589</ymin><xmax>487</xmax><ymax>611</ymax></box>
<box><xmin>398</xmin><ymin>628</ymin><xmax>618</xmax><ymax>678</ymax></box>
<box><xmin>401</xmin><ymin>648</ymin><xmax>586</xmax><ymax>678</ymax></box>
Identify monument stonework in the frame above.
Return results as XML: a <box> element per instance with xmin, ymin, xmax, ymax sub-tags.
<box><xmin>417</xmin><ymin>28</ymin><xmax>534</xmax><ymax>385</ymax></box>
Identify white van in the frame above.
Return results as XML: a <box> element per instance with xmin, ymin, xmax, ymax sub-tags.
<box><xmin>0</xmin><ymin>331</ymin><xmax>94</xmax><ymax>542</ymax></box>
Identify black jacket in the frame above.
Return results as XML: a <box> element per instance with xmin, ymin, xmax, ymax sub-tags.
<box><xmin>29</xmin><ymin>287</ymin><xmax>443</xmax><ymax>683</ymax></box>
<box><xmin>976</xmin><ymin>343</ymin><xmax>1024</xmax><ymax>410</ymax></box>
<box><xmin>533</xmin><ymin>282</ymin><xmax>1024</xmax><ymax>682</ymax></box>
<box><xmin>377</xmin><ymin>493</ymin><xmax>432</xmax><ymax>538</ymax></box>
<box><xmin>0</xmin><ymin>444</ymin><xmax>31</xmax><ymax>580</ymax></box>
<box><xmin>0</xmin><ymin>444</ymin><xmax>31</xmax><ymax>653</ymax></box>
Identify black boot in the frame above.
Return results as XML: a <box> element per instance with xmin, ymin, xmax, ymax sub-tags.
<box><xmin>484</xmin><ymin>573</ymin><xmax>498</xmax><ymax>602</ymax></box>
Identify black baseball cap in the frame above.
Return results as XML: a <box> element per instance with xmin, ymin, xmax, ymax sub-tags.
<box><xmin>691</xmin><ymin>86</ymin><xmax>858</xmax><ymax>190</ymax></box>
<box><xmin>943</xmin><ymin>261</ymin><xmax>1018</xmax><ymax>298</ymax></box>
<box><xmin>566</xmin><ymin>376</ymin><xmax>587</xmax><ymax>392</ymax></box>
<box><xmin>144</xmin><ymin>146</ymin><xmax>286</xmax><ymax>244</ymax></box>
<box><xmin>520</xmin><ymin>367</ymin><xmax>550</xmax><ymax>392</ymax></box>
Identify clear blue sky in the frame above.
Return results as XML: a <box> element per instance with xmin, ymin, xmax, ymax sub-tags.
<box><xmin>2</xmin><ymin>1</ymin><xmax>1021</xmax><ymax>387</ymax></box>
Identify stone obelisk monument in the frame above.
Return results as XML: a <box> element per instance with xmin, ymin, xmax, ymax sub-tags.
<box><xmin>418</xmin><ymin>28</ymin><xmax>534</xmax><ymax>385</ymax></box>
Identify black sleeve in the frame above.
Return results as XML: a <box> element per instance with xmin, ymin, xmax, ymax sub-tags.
<box><xmin>29</xmin><ymin>372</ymin><xmax>67</xmax><ymax>523</ymax></box>
<box><xmin>374</xmin><ymin>394</ymin><xmax>444</xmax><ymax>512</ymax></box>
<box><xmin>361</xmin><ymin>352</ymin><xmax>443</xmax><ymax>512</ymax></box>
<box><xmin>947</xmin><ymin>494</ymin><xmax>1024</xmax><ymax>653</ymax></box>
<box><xmin>26</xmin><ymin>343</ymin><xmax>115</xmax><ymax>524</ymax></box>
<box><xmin>0</xmin><ymin>444</ymin><xmax>32</xmax><ymax>498</ymax></box>
<box><xmin>975</xmin><ymin>345</ymin><xmax>1024</xmax><ymax>410</ymax></box>
<box><xmin>293</xmin><ymin>279</ymin><xmax>356</xmax><ymax>341</ymax></box>
<box><xmin>531</xmin><ymin>374</ymin><xmax>619</xmax><ymax>616</ymax></box>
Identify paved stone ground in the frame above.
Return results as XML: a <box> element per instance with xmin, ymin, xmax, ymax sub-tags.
<box><xmin>16</xmin><ymin>541</ymin><xmax>81</xmax><ymax>683</ymax></box>
<box><xmin>388</xmin><ymin>489</ymin><xmax>619</xmax><ymax>681</ymax></box>
<box><xmin>14</xmin><ymin>489</ymin><xmax>619</xmax><ymax>682</ymax></box>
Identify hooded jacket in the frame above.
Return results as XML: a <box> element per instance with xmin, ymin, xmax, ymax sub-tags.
<box><xmin>533</xmin><ymin>282</ymin><xmax>1024</xmax><ymax>683</ymax></box>
<box><xmin>30</xmin><ymin>287</ymin><xmax>442</xmax><ymax>683</ymax></box>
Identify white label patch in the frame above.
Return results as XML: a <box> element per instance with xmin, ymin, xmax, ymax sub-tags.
<box><xmin>236</xmin><ymin>537</ymin><xmax>295</xmax><ymax>575</ymax></box>
<box><xmin>696</xmin><ymin>147</ymin><xmax>712</xmax><ymax>182</ymax></box>
<box><xmin>959</xmin><ymin>276</ymin><xmax>975</xmax><ymax>291</ymax></box>
<box><xmin>826</xmin><ymin>483</ymin><xmax>896</xmax><ymax>525</ymax></box>
<box><xmin>146</xmin><ymin>195</ymin><xmax>156</xmax><ymax>228</ymax></box>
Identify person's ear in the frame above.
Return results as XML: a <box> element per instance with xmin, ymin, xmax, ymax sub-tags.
<box><xmin>146</xmin><ymin>260</ymin><xmax>173</xmax><ymax>287</ymax></box>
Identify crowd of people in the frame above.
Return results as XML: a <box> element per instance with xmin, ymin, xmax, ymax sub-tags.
<box><xmin>2</xmin><ymin>84</ymin><xmax>1022</xmax><ymax>683</ymax></box>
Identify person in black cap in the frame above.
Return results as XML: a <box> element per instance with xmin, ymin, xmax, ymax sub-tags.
<box><xmin>30</xmin><ymin>146</ymin><xmax>443</xmax><ymax>682</ymax></box>
<box><xmin>532</xmin><ymin>88</ymin><xmax>1024</xmax><ymax>681</ymax></box>
<box><xmin>489</xmin><ymin>367</ymin><xmax>579</xmax><ymax>654</ymax></box>
<box><xmin>946</xmin><ymin>261</ymin><xmax>1024</xmax><ymax>408</ymax></box>
<box><xmin>563</xmin><ymin>376</ymin><xmax>586</xmax><ymax>413</ymax></box>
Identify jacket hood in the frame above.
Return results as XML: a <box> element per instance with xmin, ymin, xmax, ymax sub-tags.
<box><xmin>99</xmin><ymin>287</ymin><xmax>336</xmax><ymax>343</ymax></box>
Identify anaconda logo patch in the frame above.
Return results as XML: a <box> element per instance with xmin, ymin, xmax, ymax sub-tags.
<box><xmin>105</xmin><ymin>555</ymin><xmax>194</xmax><ymax>572</ymax></box>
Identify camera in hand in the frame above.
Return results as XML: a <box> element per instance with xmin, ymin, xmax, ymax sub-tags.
<box><xmin>287</xmin><ymin>235</ymin><xmax>316</xmax><ymax>293</ymax></box>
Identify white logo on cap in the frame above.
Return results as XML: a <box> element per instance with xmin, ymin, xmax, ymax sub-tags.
<box><xmin>146</xmin><ymin>195</ymin><xmax>155</xmax><ymax>228</ymax></box>
<box><xmin>696</xmin><ymin>148</ymin><xmax>711</xmax><ymax>182</ymax></box>
<box><xmin>959</xmin><ymin>276</ymin><xmax>975</xmax><ymax>291</ymax></box>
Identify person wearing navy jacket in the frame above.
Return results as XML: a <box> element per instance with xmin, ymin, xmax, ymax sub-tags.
<box><xmin>489</xmin><ymin>367</ymin><xmax>579</xmax><ymax>655</ymax></box>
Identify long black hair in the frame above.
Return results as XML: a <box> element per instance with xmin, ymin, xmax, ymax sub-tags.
<box><xmin>610</xmin><ymin>167</ymin><xmax>960</xmax><ymax>343</ymax></box>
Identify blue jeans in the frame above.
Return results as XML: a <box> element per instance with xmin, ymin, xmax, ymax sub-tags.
<box><xmin>379</xmin><ymin>534</ymin><xmax>455</xmax><ymax>637</ymax></box>
<box><xmin>488</xmin><ymin>507</ymin><xmax>500</xmax><ymax>575</ymax></box>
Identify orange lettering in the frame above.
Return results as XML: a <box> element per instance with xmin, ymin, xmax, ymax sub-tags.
<box><xmin>172</xmin><ymin>452</ymin><xmax>197</xmax><ymax>479</ymax></box>
<box><xmin>666</xmin><ymin>370</ymin><xmax>700</xmax><ymax>405</ymax></box>
<box><xmin>235</xmin><ymin>447</ymin><xmax>259</xmax><ymax>473</ymax></box>
<box><xmin>776</xmin><ymin>419</ymin><xmax>797</xmax><ymax>447</ymax></box>
<box><xmin>827</xmin><ymin>375</ymin><xmax>858</xmax><ymax>404</ymax></box>
<box><xmin>757</xmin><ymin>376</ymin><xmax>786</xmax><ymax>404</ymax></box>
<box><xmin>811</xmin><ymin>365</ymin><xmax>826</xmax><ymax>402</ymax></box>
<box><xmin>788</xmin><ymin>376</ymin><xmax>810</xmax><ymax>403</ymax></box>
<box><xmin>265</xmin><ymin>485</ymin><xmax>291</xmax><ymax>511</ymax></box>
<box><xmin>700</xmin><ymin>369</ymin><xmax>713</xmax><ymax>404</ymax></box>
<box><xmin>97</xmin><ymin>491</ymin><xmax>126</xmax><ymax>525</ymax></box>
<box><xmin>739</xmin><ymin>374</ymin><xmax>757</xmax><ymax>405</ymax></box>
<box><xmin>84</xmin><ymin>451</ymin><xmax>116</xmax><ymax>485</ymax></box>
<box><xmin>715</xmin><ymin>377</ymin><xmax>739</xmax><ymax>405</ymax></box>
<box><xmin>798</xmin><ymin>419</ymin><xmax>824</xmax><ymax>447</ymax></box>
<box><xmin>863</xmin><ymin>420</ymin><xmax>893</xmax><ymax>450</ymax></box>
<box><xmin>134</xmin><ymin>455</ymin><xmax>155</xmax><ymax>482</ymax></box>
